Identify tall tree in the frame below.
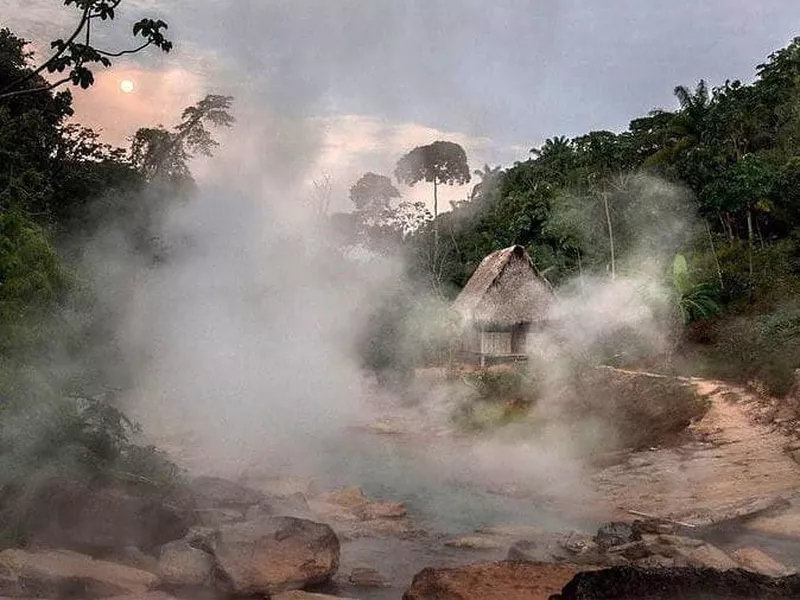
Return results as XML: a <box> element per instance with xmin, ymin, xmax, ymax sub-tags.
<box><xmin>394</xmin><ymin>140</ymin><xmax>470</xmax><ymax>274</ymax></box>
<box><xmin>349</xmin><ymin>172</ymin><xmax>400</xmax><ymax>213</ymax></box>
<box><xmin>130</xmin><ymin>94</ymin><xmax>235</xmax><ymax>182</ymax></box>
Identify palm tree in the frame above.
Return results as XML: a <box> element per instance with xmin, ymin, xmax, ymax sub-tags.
<box><xmin>672</xmin><ymin>80</ymin><xmax>710</xmax><ymax>144</ymax></box>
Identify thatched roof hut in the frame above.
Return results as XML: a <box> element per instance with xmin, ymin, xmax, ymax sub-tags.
<box><xmin>453</xmin><ymin>245</ymin><xmax>552</xmax><ymax>364</ymax></box>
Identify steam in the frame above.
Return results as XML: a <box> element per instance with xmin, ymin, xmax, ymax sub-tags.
<box><xmin>72</xmin><ymin>112</ymin><xmax>698</xmax><ymax>537</ymax></box>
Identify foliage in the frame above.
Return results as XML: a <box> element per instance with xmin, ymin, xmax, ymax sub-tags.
<box><xmin>452</xmin><ymin>368</ymin><xmax>538</xmax><ymax>432</ymax></box>
<box><xmin>672</xmin><ymin>253</ymin><xmax>721</xmax><ymax>324</ymax></box>
<box><xmin>0</xmin><ymin>2</ymin><xmax>171</xmax><ymax>101</ymax></box>
<box><xmin>130</xmin><ymin>94</ymin><xmax>235</xmax><ymax>183</ymax></box>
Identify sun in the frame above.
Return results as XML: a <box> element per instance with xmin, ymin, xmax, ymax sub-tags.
<box><xmin>119</xmin><ymin>79</ymin><xmax>135</xmax><ymax>94</ymax></box>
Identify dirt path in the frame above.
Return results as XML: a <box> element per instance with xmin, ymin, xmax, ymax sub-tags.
<box><xmin>588</xmin><ymin>377</ymin><xmax>800</xmax><ymax>526</ymax></box>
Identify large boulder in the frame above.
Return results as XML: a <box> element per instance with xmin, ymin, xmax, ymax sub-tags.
<box><xmin>0</xmin><ymin>549</ymin><xmax>157</xmax><ymax>598</ymax></box>
<box><xmin>552</xmin><ymin>565</ymin><xmax>800</xmax><ymax>599</ymax></box>
<box><xmin>18</xmin><ymin>478</ymin><xmax>193</xmax><ymax>555</ymax></box>
<box><xmin>403</xmin><ymin>562</ymin><xmax>590</xmax><ymax>600</ymax></box>
<box><xmin>213</xmin><ymin>516</ymin><xmax>339</xmax><ymax>595</ymax></box>
<box><xmin>731</xmin><ymin>547</ymin><xmax>796</xmax><ymax>578</ymax></box>
<box><xmin>157</xmin><ymin>540</ymin><xmax>214</xmax><ymax>588</ymax></box>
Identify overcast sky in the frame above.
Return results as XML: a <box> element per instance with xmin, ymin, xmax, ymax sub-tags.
<box><xmin>7</xmin><ymin>1</ymin><xmax>800</xmax><ymax>210</ymax></box>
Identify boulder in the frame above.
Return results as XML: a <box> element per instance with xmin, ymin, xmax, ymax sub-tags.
<box><xmin>731</xmin><ymin>547</ymin><xmax>796</xmax><ymax>578</ymax></box>
<box><xmin>0</xmin><ymin>549</ymin><xmax>158</xmax><ymax>598</ymax></box>
<box><xmin>362</xmin><ymin>501</ymin><xmax>406</xmax><ymax>520</ymax></box>
<box><xmin>116</xmin><ymin>547</ymin><xmax>159</xmax><ymax>575</ymax></box>
<box><xmin>107</xmin><ymin>594</ymin><xmax>178</xmax><ymax>600</ymax></box>
<box><xmin>157</xmin><ymin>540</ymin><xmax>213</xmax><ymax>587</ymax></box>
<box><xmin>188</xmin><ymin>476</ymin><xmax>265</xmax><ymax>510</ymax></box>
<box><xmin>272</xmin><ymin>592</ymin><xmax>357</xmax><ymax>600</ymax></box>
<box><xmin>445</xmin><ymin>536</ymin><xmax>503</xmax><ymax>550</ymax></box>
<box><xmin>553</xmin><ymin>565</ymin><xmax>800</xmax><ymax>599</ymax></box>
<box><xmin>213</xmin><ymin>516</ymin><xmax>339</xmax><ymax>595</ymax></box>
<box><xmin>348</xmin><ymin>566</ymin><xmax>388</xmax><ymax>587</ymax></box>
<box><xmin>20</xmin><ymin>479</ymin><xmax>192</xmax><ymax>554</ymax></box>
<box><xmin>404</xmin><ymin>561</ymin><xmax>589</xmax><ymax>600</ymax></box>
<box><xmin>594</xmin><ymin>522</ymin><xmax>641</xmax><ymax>550</ymax></box>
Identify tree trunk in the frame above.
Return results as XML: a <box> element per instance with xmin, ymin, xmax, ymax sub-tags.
<box><xmin>433</xmin><ymin>177</ymin><xmax>439</xmax><ymax>270</ymax></box>
<box><xmin>602</xmin><ymin>188</ymin><xmax>616</xmax><ymax>280</ymax></box>
<box><xmin>747</xmin><ymin>206</ymin><xmax>754</xmax><ymax>283</ymax></box>
<box><xmin>705</xmin><ymin>219</ymin><xmax>724</xmax><ymax>290</ymax></box>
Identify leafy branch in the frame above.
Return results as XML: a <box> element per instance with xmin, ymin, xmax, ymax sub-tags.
<box><xmin>0</xmin><ymin>1</ymin><xmax>172</xmax><ymax>101</ymax></box>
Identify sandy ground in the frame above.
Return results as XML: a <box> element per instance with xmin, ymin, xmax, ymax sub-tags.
<box><xmin>588</xmin><ymin>377</ymin><xmax>800</xmax><ymax>529</ymax></box>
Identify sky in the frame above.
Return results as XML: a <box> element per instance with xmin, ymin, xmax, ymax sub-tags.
<box><xmin>6</xmin><ymin>0</ymin><xmax>800</xmax><ymax>211</ymax></box>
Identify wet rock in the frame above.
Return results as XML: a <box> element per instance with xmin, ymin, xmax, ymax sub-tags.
<box><xmin>0</xmin><ymin>549</ymin><xmax>158</xmax><ymax>598</ymax></box>
<box><xmin>552</xmin><ymin>565</ymin><xmax>800</xmax><ymax>599</ymax></box>
<box><xmin>348</xmin><ymin>566</ymin><xmax>388</xmax><ymax>587</ymax></box>
<box><xmin>445</xmin><ymin>536</ymin><xmax>503</xmax><ymax>550</ymax></box>
<box><xmin>594</xmin><ymin>522</ymin><xmax>641</xmax><ymax>550</ymax></box>
<box><xmin>404</xmin><ymin>561</ymin><xmax>588</xmax><ymax>600</ymax></box>
<box><xmin>213</xmin><ymin>516</ymin><xmax>339</xmax><ymax>595</ymax></box>
<box><xmin>731</xmin><ymin>547</ymin><xmax>796</xmax><ymax>578</ymax></box>
<box><xmin>157</xmin><ymin>540</ymin><xmax>214</xmax><ymax>587</ymax></box>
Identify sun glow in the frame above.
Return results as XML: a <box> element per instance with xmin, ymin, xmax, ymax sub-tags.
<box><xmin>120</xmin><ymin>79</ymin><xmax>135</xmax><ymax>94</ymax></box>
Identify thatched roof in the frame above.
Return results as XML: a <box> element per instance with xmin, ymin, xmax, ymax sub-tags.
<box><xmin>452</xmin><ymin>245</ymin><xmax>552</xmax><ymax>327</ymax></box>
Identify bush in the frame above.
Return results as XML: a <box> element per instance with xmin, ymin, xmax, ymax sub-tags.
<box><xmin>452</xmin><ymin>367</ymin><xmax>539</xmax><ymax>432</ymax></box>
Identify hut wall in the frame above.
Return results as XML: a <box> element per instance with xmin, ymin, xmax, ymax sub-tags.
<box><xmin>481</xmin><ymin>331</ymin><xmax>513</xmax><ymax>356</ymax></box>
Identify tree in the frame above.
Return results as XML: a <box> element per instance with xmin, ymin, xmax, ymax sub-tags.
<box><xmin>0</xmin><ymin>1</ymin><xmax>171</xmax><ymax>101</ymax></box>
<box><xmin>349</xmin><ymin>172</ymin><xmax>400</xmax><ymax>213</ymax></box>
<box><xmin>394</xmin><ymin>140</ymin><xmax>470</xmax><ymax>279</ymax></box>
<box><xmin>130</xmin><ymin>95</ymin><xmax>235</xmax><ymax>182</ymax></box>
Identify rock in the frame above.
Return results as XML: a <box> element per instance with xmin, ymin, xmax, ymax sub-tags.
<box><xmin>194</xmin><ymin>507</ymin><xmax>245</xmax><ymax>526</ymax></box>
<box><xmin>731</xmin><ymin>547</ymin><xmax>796</xmax><ymax>578</ymax></box>
<box><xmin>157</xmin><ymin>540</ymin><xmax>213</xmax><ymax>587</ymax></box>
<box><xmin>188</xmin><ymin>476</ymin><xmax>265</xmax><ymax>509</ymax></box>
<box><xmin>213</xmin><ymin>516</ymin><xmax>339</xmax><ymax>595</ymax></box>
<box><xmin>655</xmin><ymin>537</ymin><xmax>739</xmax><ymax>570</ymax></box>
<box><xmin>250</xmin><ymin>493</ymin><xmax>313</xmax><ymax>520</ymax></box>
<box><xmin>633</xmin><ymin>554</ymin><xmax>677</xmax><ymax>569</ymax></box>
<box><xmin>362</xmin><ymin>501</ymin><xmax>406</xmax><ymax>520</ymax></box>
<box><xmin>0</xmin><ymin>549</ymin><xmax>158</xmax><ymax>598</ymax></box>
<box><xmin>117</xmin><ymin>547</ymin><xmax>159</xmax><ymax>575</ymax></box>
<box><xmin>444</xmin><ymin>536</ymin><xmax>503</xmax><ymax>550</ymax></box>
<box><xmin>22</xmin><ymin>479</ymin><xmax>193</xmax><ymax>554</ymax></box>
<box><xmin>308</xmin><ymin>501</ymin><xmax>361</xmax><ymax>523</ymax></box>
<box><xmin>183</xmin><ymin>527</ymin><xmax>220</xmax><ymax>553</ymax></box>
<box><xmin>594</xmin><ymin>522</ymin><xmax>641</xmax><ymax>550</ymax></box>
<box><xmin>403</xmin><ymin>561</ymin><xmax>589</xmax><ymax>600</ymax></box>
<box><xmin>508</xmin><ymin>535</ymin><xmax>601</xmax><ymax>566</ymax></box>
<box><xmin>273</xmin><ymin>592</ymin><xmax>357</xmax><ymax>600</ymax></box>
<box><xmin>317</xmin><ymin>486</ymin><xmax>368</xmax><ymax>510</ymax></box>
<box><xmin>553</xmin><ymin>565</ymin><xmax>800</xmax><ymax>599</ymax></box>
<box><xmin>348</xmin><ymin>566</ymin><xmax>388</xmax><ymax>587</ymax></box>
<box><xmin>107</xmin><ymin>594</ymin><xmax>178</xmax><ymax>600</ymax></box>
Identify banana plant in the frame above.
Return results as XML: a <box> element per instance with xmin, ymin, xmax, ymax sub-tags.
<box><xmin>673</xmin><ymin>253</ymin><xmax>721</xmax><ymax>324</ymax></box>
